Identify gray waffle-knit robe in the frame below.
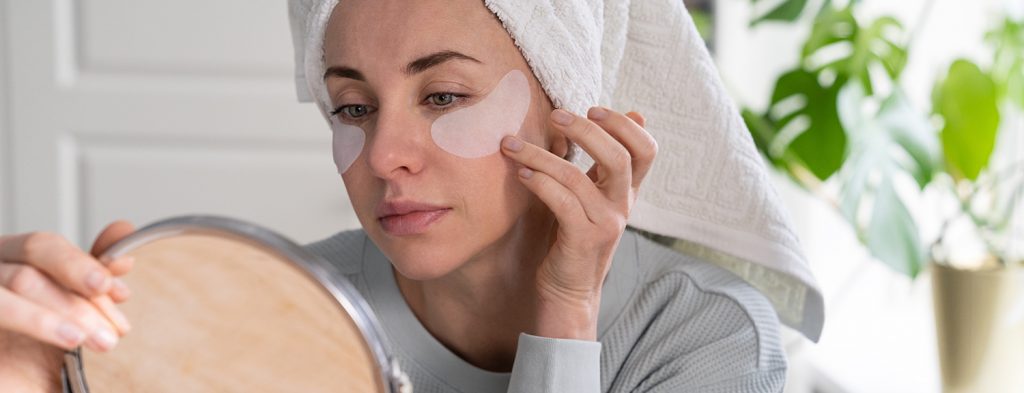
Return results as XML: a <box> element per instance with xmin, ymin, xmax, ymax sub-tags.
<box><xmin>304</xmin><ymin>229</ymin><xmax>786</xmax><ymax>393</ymax></box>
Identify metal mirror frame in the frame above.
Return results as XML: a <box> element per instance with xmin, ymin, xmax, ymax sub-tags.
<box><xmin>61</xmin><ymin>215</ymin><xmax>405</xmax><ymax>392</ymax></box>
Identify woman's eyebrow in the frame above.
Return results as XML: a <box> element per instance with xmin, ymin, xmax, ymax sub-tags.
<box><xmin>323</xmin><ymin>66</ymin><xmax>365</xmax><ymax>81</ymax></box>
<box><xmin>405</xmin><ymin>50</ymin><xmax>482</xmax><ymax>75</ymax></box>
<box><xmin>322</xmin><ymin>50</ymin><xmax>481</xmax><ymax>81</ymax></box>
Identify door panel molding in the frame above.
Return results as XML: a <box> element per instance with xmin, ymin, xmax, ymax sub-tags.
<box><xmin>7</xmin><ymin>0</ymin><xmax>355</xmax><ymax>246</ymax></box>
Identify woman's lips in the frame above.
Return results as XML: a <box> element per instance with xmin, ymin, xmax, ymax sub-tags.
<box><xmin>379</xmin><ymin>209</ymin><xmax>451</xmax><ymax>235</ymax></box>
<box><xmin>377</xmin><ymin>201</ymin><xmax>451</xmax><ymax>236</ymax></box>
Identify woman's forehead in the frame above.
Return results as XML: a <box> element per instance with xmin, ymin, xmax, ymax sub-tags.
<box><xmin>323</xmin><ymin>0</ymin><xmax>517</xmax><ymax>73</ymax></box>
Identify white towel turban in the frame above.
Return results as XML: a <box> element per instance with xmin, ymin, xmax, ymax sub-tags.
<box><xmin>288</xmin><ymin>0</ymin><xmax>825</xmax><ymax>342</ymax></box>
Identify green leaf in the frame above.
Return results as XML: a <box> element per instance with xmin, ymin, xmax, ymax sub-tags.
<box><xmin>741</xmin><ymin>109</ymin><xmax>779</xmax><ymax>164</ymax></box>
<box><xmin>866</xmin><ymin>175</ymin><xmax>924</xmax><ymax>277</ymax></box>
<box><xmin>986</xmin><ymin>17</ymin><xmax>1024</xmax><ymax>109</ymax></box>
<box><xmin>858</xmin><ymin>17</ymin><xmax>907</xmax><ymax>79</ymax></box>
<box><xmin>933</xmin><ymin>60</ymin><xmax>1000</xmax><ymax>181</ymax></box>
<box><xmin>835</xmin><ymin>86</ymin><xmax>873</xmax><ymax>227</ymax></box>
<box><xmin>835</xmin><ymin>85</ymin><xmax>937</xmax><ymax>238</ymax></box>
<box><xmin>691</xmin><ymin>10</ymin><xmax>714</xmax><ymax>41</ymax></box>
<box><xmin>801</xmin><ymin>7</ymin><xmax>906</xmax><ymax>95</ymax></box>
<box><xmin>751</xmin><ymin>0</ymin><xmax>809</xmax><ymax>26</ymax></box>
<box><xmin>802</xmin><ymin>6</ymin><xmax>857</xmax><ymax>62</ymax></box>
<box><xmin>834</xmin><ymin>83</ymin><xmax>871</xmax><ymax>225</ymax></box>
<box><xmin>766</xmin><ymin>69</ymin><xmax>847</xmax><ymax>180</ymax></box>
<box><xmin>877</xmin><ymin>91</ymin><xmax>940</xmax><ymax>188</ymax></box>
<box><xmin>1007</xmin><ymin>58</ymin><xmax>1024</xmax><ymax>110</ymax></box>
<box><xmin>837</xmin><ymin>143</ymin><xmax>874</xmax><ymax>228</ymax></box>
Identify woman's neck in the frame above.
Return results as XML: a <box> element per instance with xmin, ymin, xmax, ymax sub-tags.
<box><xmin>393</xmin><ymin>207</ymin><xmax>556</xmax><ymax>372</ymax></box>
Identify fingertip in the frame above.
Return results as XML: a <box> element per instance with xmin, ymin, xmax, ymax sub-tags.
<box><xmin>86</xmin><ymin>328</ymin><xmax>118</xmax><ymax>352</ymax></box>
<box><xmin>105</xmin><ymin>255</ymin><xmax>135</xmax><ymax>276</ymax></box>
<box><xmin>90</xmin><ymin>220</ymin><xmax>136</xmax><ymax>257</ymax></box>
<box><xmin>103</xmin><ymin>220</ymin><xmax>136</xmax><ymax>238</ymax></box>
<box><xmin>551</xmin><ymin>109</ymin><xmax>575</xmax><ymax>126</ymax></box>
<box><xmin>625</xmin><ymin>111</ymin><xmax>646</xmax><ymax>127</ymax></box>
<box><xmin>92</xmin><ymin>295</ymin><xmax>131</xmax><ymax>335</ymax></box>
<box><xmin>587</xmin><ymin>106</ymin><xmax>609</xmax><ymax>121</ymax></box>
<box><xmin>110</xmin><ymin>219</ymin><xmax>135</xmax><ymax>231</ymax></box>
<box><xmin>109</xmin><ymin>278</ymin><xmax>131</xmax><ymax>302</ymax></box>
<box><xmin>55</xmin><ymin>321</ymin><xmax>87</xmax><ymax>349</ymax></box>
<box><xmin>85</xmin><ymin>270</ymin><xmax>112</xmax><ymax>296</ymax></box>
<box><xmin>501</xmin><ymin>135</ymin><xmax>524</xmax><ymax>152</ymax></box>
<box><xmin>518</xmin><ymin>167</ymin><xmax>535</xmax><ymax>179</ymax></box>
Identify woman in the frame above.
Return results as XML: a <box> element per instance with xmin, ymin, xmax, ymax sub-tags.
<box><xmin>0</xmin><ymin>0</ymin><xmax>822</xmax><ymax>391</ymax></box>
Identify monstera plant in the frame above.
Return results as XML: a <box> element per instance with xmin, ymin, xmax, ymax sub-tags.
<box><xmin>740</xmin><ymin>0</ymin><xmax>1024</xmax><ymax>389</ymax></box>
<box><xmin>741</xmin><ymin>0</ymin><xmax>1024</xmax><ymax>277</ymax></box>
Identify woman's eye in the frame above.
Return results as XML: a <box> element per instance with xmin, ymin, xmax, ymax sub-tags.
<box><xmin>428</xmin><ymin>93</ymin><xmax>456</xmax><ymax>107</ymax></box>
<box><xmin>332</xmin><ymin>105</ymin><xmax>372</xmax><ymax>119</ymax></box>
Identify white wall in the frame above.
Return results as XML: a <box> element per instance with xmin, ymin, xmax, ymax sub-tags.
<box><xmin>2</xmin><ymin>0</ymin><xmax>360</xmax><ymax>246</ymax></box>
<box><xmin>0</xmin><ymin>0</ymin><xmax>10</xmax><ymax>235</ymax></box>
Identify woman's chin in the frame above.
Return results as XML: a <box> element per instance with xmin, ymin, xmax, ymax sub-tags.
<box><xmin>388</xmin><ymin>255</ymin><xmax>463</xmax><ymax>281</ymax></box>
<box><xmin>373</xmin><ymin>238</ymin><xmax>467</xmax><ymax>280</ymax></box>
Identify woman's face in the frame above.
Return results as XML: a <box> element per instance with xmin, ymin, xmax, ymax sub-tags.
<box><xmin>322</xmin><ymin>0</ymin><xmax>562</xmax><ymax>280</ymax></box>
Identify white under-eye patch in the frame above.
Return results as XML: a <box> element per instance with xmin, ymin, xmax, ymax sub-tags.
<box><xmin>328</xmin><ymin>70</ymin><xmax>530</xmax><ymax>172</ymax></box>
<box><xmin>430</xmin><ymin>70</ymin><xmax>531</xmax><ymax>158</ymax></box>
<box><xmin>330</xmin><ymin>117</ymin><xmax>366</xmax><ymax>174</ymax></box>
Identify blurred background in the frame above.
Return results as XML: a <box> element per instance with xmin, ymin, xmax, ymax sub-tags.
<box><xmin>0</xmin><ymin>0</ymin><xmax>1021</xmax><ymax>392</ymax></box>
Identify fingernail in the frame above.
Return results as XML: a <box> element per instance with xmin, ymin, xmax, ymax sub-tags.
<box><xmin>588</xmin><ymin>106</ymin><xmax>609</xmax><ymax>120</ymax></box>
<box><xmin>518</xmin><ymin>167</ymin><xmax>534</xmax><ymax>179</ymax></box>
<box><xmin>551</xmin><ymin>109</ymin><xmax>574</xmax><ymax>126</ymax></box>
<box><xmin>56</xmin><ymin>322</ymin><xmax>86</xmax><ymax>346</ymax></box>
<box><xmin>90</xmin><ymin>329</ymin><xmax>118</xmax><ymax>351</ymax></box>
<box><xmin>106</xmin><ymin>305</ymin><xmax>132</xmax><ymax>334</ymax></box>
<box><xmin>111</xmin><ymin>278</ymin><xmax>131</xmax><ymax>299</ymax></box>
<box><xmin>86</xmin><ymin>271</ymin><xmax>109</xmax><ymax>292</ymax></box>
<box><xmin>502</xmin><ymin>137</ymin><xmax>524</xmax><ymax>152</ymax></box>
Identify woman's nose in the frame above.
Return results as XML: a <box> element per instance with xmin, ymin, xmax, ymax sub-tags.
<box><xmin>364</xmin><ymin>109</ymin><xmax>429</xmax><ymax>178</ymax></box>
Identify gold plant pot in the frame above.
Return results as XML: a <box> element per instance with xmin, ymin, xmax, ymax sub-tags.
<box><xmin>931</xmin><ymin>262</ymin><xmax>1024</xmax><ymax>392</ymax></box>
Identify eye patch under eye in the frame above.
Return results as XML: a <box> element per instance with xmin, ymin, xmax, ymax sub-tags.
<box><xmin>430</xmin><ymin>70</ymin><xmax>531</xmax><ymax>158</ymax></box>
<box><xmin>328</xmin><ymin>69</ymin><xmax>531</xmax><ymax>174</ymax></box>
<box><xmin>330</xmin><ymin>117</ymin><xmax>366</xmax><ymax>174</ymax></box>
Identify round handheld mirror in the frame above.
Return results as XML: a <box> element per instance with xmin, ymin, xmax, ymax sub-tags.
<box><xmin>63</xmin><ymin>216</ymin><xmax>409</xmax><ymax>393</ymax></box>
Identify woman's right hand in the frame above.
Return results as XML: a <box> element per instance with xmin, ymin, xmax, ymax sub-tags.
<box><xmin>0</xmin><ymin>221</ymin><xmax>136</xmax><ymax>392</ymax></box>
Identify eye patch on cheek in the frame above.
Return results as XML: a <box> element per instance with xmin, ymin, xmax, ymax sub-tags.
<box><xmin>328</xmin><ymin>70</ymin><xmax>531</xmax><ymax>174</ymax></box>
<box><xmin>430</xmin><ymin>70</ymin><xmax>531</xmax><ymax>158</ymax></box>
<box><xmin>330</xmin><ymin>117</ymin><xmax>366</xmax><ymax>174</ymax></box>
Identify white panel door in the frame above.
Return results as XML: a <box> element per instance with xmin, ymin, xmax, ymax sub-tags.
<box><xmin>2</xmin><ymin>0</ymin><xmax>360</xmax><ymax>246</ymax></box>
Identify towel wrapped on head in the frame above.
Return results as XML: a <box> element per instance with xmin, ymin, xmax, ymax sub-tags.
<box><xmin>289</xmin><ymin>0</ymin><xmax>825</xmax><ymax>342</ymax></box>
